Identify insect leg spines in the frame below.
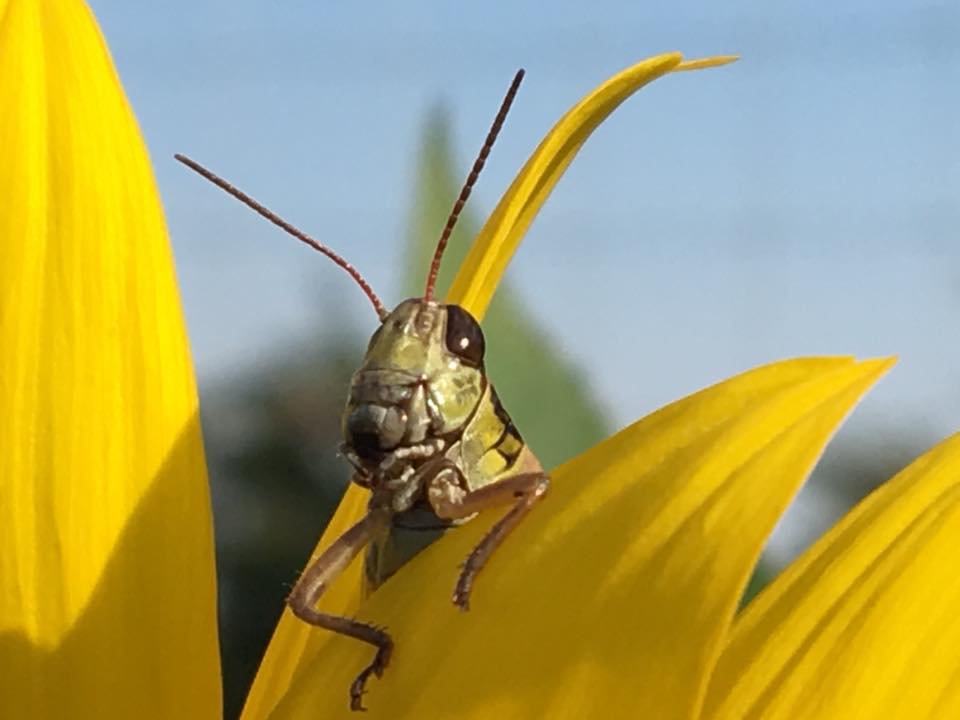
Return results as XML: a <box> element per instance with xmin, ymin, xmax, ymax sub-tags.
<box><xmin>286</xmin><ymin>509</ymin><xmax>393</xmax><ymax>711</ymax></box>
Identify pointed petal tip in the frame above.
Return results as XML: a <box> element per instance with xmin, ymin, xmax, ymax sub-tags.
<box><xmin>676</xmin><ymin>54</ymin><xmax>741</xmax><ymax>72</ymax></box>
<box><xmin>858</xmin><ymin>355</ymin><xmax>898</xmax><ymax>376</ymax></box>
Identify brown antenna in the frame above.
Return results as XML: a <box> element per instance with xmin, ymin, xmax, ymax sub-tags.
<box><xmin>423</xmin><ymin>69</ymin><xmax>525</xmax><ymax>301</ymax></box>
<box><xmin>175</xmin><ymin>154</ymin><xmax>388</xmax><ymax>320</ymax></box>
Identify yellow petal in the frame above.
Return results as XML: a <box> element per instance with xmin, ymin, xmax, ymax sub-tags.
<box><xmin>242</xmin><ymin>51</ymin><xmax>736</xmax><ymax>719</ymax></box>
<box><xmin>446</xmin><ymin>52</ymin><xmax>737</xmax><ymax>320</ymax></box>
<box><xmin>0</xmin><ymin>0</ymin><xmax>220</xmax><ymax>716</ymax></box>
<box><xmin>261</xmin><ymin>357</ymin><xmax>890</xmax><ymax>718</ymax></box>
<box><xmin>704</xmin><ymin>431</ymin><xmax>960</xmax><ymax>719</ymax></box>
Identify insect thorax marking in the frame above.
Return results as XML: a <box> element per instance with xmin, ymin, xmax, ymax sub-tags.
<box><xmin>488</xmin><ymin>384</ymin><xmax>524</xmax><ymax>468</ymax></box>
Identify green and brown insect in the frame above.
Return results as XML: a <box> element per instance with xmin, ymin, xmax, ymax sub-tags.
<box><xmin>176</xmin><ymin>70</ymin><xmax>550</xmax><ymax>710</ymax></box>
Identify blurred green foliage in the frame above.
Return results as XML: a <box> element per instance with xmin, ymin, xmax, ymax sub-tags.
<box><xmin>202</xmin><ymin>336</ymin><xmax>358</xmax><ymax>720</ymax></box>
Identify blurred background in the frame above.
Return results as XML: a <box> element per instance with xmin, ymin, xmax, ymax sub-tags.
<box><xmin>90</xmin><ymin>2</ymin><xmax>958</xmax><ymax>716</ymax></box>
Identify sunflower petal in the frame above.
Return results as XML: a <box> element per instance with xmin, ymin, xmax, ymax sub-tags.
<box><xmin>0</xmin><ymin>0</ymin><xmax>220</xmax><ymax>715</ymax></box>
<box><xmin>704</xmin><ymin>431</ymin><xmax>960</xmax><ymax>719</ymax></box>
<box><xmin>263</xmin><ymin>357</ymin><xmax>890</xmax><ymax>719</ymax></box>
<box><xmin>446</xmin><ymin>52</ymin><xmax>736</xmax><ymax>320</ymax></box>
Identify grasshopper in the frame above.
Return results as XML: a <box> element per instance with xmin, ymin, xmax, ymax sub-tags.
<box><xmin>176</xmin><ymin>69</ymin><xmax>550</xmax><ymax>710</ymax></box>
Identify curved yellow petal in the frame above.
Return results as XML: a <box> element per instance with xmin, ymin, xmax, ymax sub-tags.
<box><xmin>263</xmin><ymin>357</ymin><xmax>890</xmax><ymax>719</ymax></box>
<box><xmin>446</xmin><ymin>52</ymin><xmax>736</xmax><ymax>320</ymax></box>
<box><xmin>243</xmin><ymin>51</ymin><xmax>736</xmax><ymax>719</ymax></box>
<box><xmin>704</xmin><ymin>431</ymin><xmax>960</xmax><ymax>719</ymax></box>
<box><xmin>0</xmin><ymin>0</ymin><xmax>220</xmax><ymax>716</ymax></box>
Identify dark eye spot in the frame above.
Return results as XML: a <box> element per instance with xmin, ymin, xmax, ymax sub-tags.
<box><xmin>444</xmin><ymin>304</ymin><xmax>485</xmax><ymax>367</ymax></box>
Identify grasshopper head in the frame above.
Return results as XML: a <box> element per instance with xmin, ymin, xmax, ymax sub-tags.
<box><xmin>344</xmin><ymin>299</ymin><xmax>486</xmax><ymax>461</ymax></box>
<box><xmin>175</xmin><ymin>75</ymin><xmax>522</xmax><ymax>470</ymax></box>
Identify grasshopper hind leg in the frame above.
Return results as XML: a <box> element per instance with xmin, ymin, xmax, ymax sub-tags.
<box><xmin>286</xmin><ymin>509</ymin><xmax>392</xmax><ymax>711</ymax></box>
<box><xmin>287</xmin><ymin>603</ymin><xmax>392</xmax><ymax>711</ymax></box>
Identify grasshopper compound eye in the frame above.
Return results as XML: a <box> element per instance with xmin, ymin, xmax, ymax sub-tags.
<box><xmin>444</xmin><ymin>305</ymin><xmax>485</xmax><ymax>367</ymax></box>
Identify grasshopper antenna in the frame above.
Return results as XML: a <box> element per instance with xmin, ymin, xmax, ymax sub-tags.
<box><xmin>175</xmin><ymin>153</ymin><xmax>389</xmax><ymax>320</ymax></box>
<box><xmin>423</xmin><ymin>68</ymin><xmax>525</xmax><ymax>302</ymax></box>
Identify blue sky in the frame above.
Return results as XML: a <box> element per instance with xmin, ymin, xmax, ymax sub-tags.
<box><xmin>89</xmin><ymin>2</ymin><xmax>960</xmax><ymax>559</ymax></box>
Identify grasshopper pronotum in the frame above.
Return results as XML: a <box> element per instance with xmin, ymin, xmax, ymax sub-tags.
<box><xmin>176</xmin><ymin>70</ymin><xmax>548</xmax><ymax>710</ymax></box>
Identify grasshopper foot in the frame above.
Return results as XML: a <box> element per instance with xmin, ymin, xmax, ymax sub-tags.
<box><xmin>349</xmin><ymin>639</ymin><xmax>393</xmax><ymax>711</ymax></box>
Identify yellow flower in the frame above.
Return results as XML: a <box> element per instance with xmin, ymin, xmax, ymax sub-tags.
<box><xmin>5</xmin><ymin>2</ymin><xmax>959</xmax><ymax>719</ymax></box>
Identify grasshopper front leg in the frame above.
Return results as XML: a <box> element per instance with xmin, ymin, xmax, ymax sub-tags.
<box><xmin>286</xmin><ymin>508</ymin><xmax>391</xmax><ymax>711</ymax></box>
<box><xmin>427</xmin><ymin>470</ymin><xmax>550</xmax><ymax>610</ymax></box>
